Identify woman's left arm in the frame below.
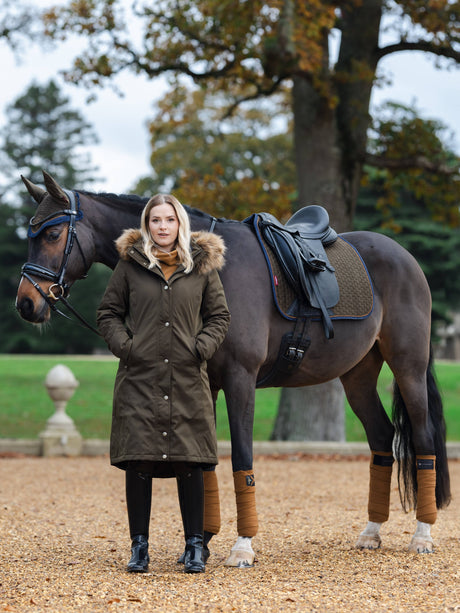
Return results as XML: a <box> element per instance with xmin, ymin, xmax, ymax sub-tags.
<box><xmin>195</xmin><ymin>269</ymin><xmax>231</xmax><ymax>361</ymax></box>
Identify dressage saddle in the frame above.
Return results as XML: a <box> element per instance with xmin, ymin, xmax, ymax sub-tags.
<box><xmin>247</xmin><ymin>205</ymin><xmax>339</xmax><ymax>339</ymax></box>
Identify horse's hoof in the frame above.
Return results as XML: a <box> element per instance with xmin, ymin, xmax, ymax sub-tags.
<box><xmin>224</xmin><ymin>549</ymin><xmax>255</xmax><ymax>568</ymax></box>
<box><xmin>408</xmin><ymin>536</ymin><xmax>434</xmax><ymax>554</ymax></box>
<box><xmin>355</xmin><ymin>534</ymin><xmax>381</xmax><ymax>550</ymax></box>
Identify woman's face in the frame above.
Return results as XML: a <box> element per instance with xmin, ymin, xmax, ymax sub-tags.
<box><xmin>148</xmin><ymin>203</ymin><xmax>179</xmax><ymax>252</ymax></box>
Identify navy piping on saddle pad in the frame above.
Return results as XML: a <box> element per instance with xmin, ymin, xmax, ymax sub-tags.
<box><xmin>252</xmin><ymin>217</ymin><xmax>375</xmax><ymax>322</ymax></box>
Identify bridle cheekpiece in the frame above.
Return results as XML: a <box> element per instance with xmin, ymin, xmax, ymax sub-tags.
<box><xmin>21</xmin><ymin>189</ymin><xmax>100</xmax><ymax>335</ymax></box>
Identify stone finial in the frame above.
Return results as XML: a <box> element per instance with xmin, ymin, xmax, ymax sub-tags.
<box><xmin>40</xmin><ymin>364</ymin><xmax>82</xmax><ymax>456</ymax></box>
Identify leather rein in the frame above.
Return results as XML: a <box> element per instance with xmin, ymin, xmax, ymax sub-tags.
<box><xmin>21</xmin><ymin>189</ymin><xmax>101</xmax><ymax>335</ymax></box>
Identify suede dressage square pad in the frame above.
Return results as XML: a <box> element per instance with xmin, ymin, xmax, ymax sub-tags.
<box><xmin>259</xmin><ymin>234</ymin><xmax>374</xmax><ymax>322</ymax></box>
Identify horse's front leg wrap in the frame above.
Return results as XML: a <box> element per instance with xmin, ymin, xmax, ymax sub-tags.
<box><xmin>368</xmin><ymin>451</ymin><xmax>394</xmax><ymax>523</ymax></box>
<box><xmin>416</xmin><ymin>455</ymin><xmax>437</xmax><ymax>524</ymax></box>
<box><xmin>233</xmin><ymin>470</ymin><xmax>258</xmax><ymax>537</ymax></box>
<box><xmin>203</xmin><ymin>469</ymin><xmax>221</xmax><ymax>535</ymax></box>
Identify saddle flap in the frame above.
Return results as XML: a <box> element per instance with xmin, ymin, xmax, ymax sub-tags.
<box><xmin>259</xmin><ymin>220</ymin><xmax>339</xmax><ymax>310</ymax></box>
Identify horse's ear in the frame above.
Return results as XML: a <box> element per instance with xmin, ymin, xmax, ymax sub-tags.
<box><xmin>21</xmin><ymin>175</ymin><xmax>46</xmax><ymax>204</ymax></box>
<box><xmin>42</xmin><ymin>170</ymin><xmax>70</xmax><ymax>204</ymax></box>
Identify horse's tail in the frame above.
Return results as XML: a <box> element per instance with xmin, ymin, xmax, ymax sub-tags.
<box><xmin>392</xmin><ymin>347</ymin><xmax>451</xmax><ymax>512</ymax></box>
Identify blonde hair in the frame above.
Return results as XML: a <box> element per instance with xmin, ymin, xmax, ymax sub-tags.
<box><xmin>140</xmin><ymin>193</ymin><xmax>194</xmax><ymax>273</ymax></box>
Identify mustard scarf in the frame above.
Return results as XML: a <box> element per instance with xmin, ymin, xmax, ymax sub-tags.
<box><xmin>154</xmin><ymin>249</ymin><xmax>179</xmax><ymax>280</ymax></box>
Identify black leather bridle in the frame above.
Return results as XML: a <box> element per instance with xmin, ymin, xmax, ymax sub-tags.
<box><xmin>20</xmin><ymin>189</ymin><xmax>100</xmax><ymax>335</ymax></box>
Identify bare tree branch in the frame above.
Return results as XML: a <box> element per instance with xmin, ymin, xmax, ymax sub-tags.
<box><xmin>365</xmin><ymin>153</ymin><xmax>459</xmax><ymax>175</ymax></box>
<box><xmin>220</xmin><ymin>77</ymin><xmax>287</xmax><ymax>118</ymax></box>
<box><xmin>376</xmin><ymin>40</ymin><xmax>460</xmax><ymax>63</ymax></box>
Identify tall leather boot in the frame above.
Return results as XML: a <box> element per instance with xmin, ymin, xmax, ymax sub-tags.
<box><xmin>125</xmin><ymin>470</ymin><xmax>152</xmax><ymax>572</ymax></box>
<box><xmin>176</xmin><ymin>474</ymin><xmax>211</xmax><ymax>564</ymax></box>
<box><xmin>175</xmin><ymin>464</ymin><xmax>205</xmax><ymax>573</ymax></box>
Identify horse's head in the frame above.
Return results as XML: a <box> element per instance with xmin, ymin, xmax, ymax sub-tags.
<box><xmin>16</xmin><ymin>170</ymin><xmax>94</xmax><ymax>324</ymax></box>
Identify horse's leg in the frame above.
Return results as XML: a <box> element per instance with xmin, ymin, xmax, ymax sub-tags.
<box><xmin>203</xmin><ymin>389</ymin><xmax>221</xmax><ymax>540</ymax></box>
<box><xmin>390</xmin><ymin>364</ymin><xmax>438</xmax><ymax>553</ymax></box>
<box><xmin>382</xmin><ymin>335</ymin><xmax>450</xmax><ymax>552</ymax></box>
<box><xmin>340</xmin><ymin>345</ymin><xmax>395</xmax><ymax>550</ymax></box>
<box><xmin>222</xmin><ymin>367</ymin><xmax>258</xmax><ymax>568</ymax></box>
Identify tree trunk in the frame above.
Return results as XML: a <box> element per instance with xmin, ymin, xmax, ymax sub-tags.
<box><xmin>272</xmin><ymin>1</ymin><xmax>383</xmax><ymax>442</ymax></box>
<box><xmin>272</xmin><ymin>74</ymin><xmax>347</xmax><ymax>442</ymax></box>
<box><xmin>271</xmin><ymin>379</ymin><xmax>345</xmax><ymax>441</ymax></box>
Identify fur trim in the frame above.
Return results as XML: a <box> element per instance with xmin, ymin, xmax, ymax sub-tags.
<box><xmin>191</xmin><ymin>231</ymin><xmax>226</xmax><ymax>274</ymax></box>
<box><xmin>115</xmin><ymin>228</ymin><xmax>226</xmax><ymax>273</ymax></box>
<box><xmin>115</xmin><ymin>228</ymin><xmax>142</xmax><ymax>260</ymax></box>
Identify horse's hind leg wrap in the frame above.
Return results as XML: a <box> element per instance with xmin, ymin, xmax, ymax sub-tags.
<box><xmin>416</xmin><ymin>455</ymin><xmax>437</xmax><ymax>524</ymax></box>
<box><xmin>203</xmin><ymin>469</ymin><xmax>221</xmax><ymax>535</ymax></box>
<box><xmin>368</xmin><ymin>451</ymin><xmax>394</xmax><ymax>523</ymax></box>
<box><xmin>233</xmin><ymin>470</ymin><xmax>258</xmax><ymax>537</ymax></box>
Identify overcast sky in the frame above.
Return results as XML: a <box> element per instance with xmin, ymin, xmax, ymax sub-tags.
<box><xmin>1</xmin><ymin>8</ymin><xmax>459</xmax><ymax>195</ymax></box>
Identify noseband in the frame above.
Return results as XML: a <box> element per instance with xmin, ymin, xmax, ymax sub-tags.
<box><xmin>21</xmin><ymin>190</ymin><xmax>100</xmax><ymax>335</ymax></box>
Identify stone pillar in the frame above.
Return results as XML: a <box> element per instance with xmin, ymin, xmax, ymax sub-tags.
<box><xmin>39</xmin><ymin>364</ymin><xmax>82</xmax><ymax>457</ymax></box>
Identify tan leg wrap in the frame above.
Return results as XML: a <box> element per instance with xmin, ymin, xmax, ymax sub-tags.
<box><xmin>233</xmin><ymin>470</ymin><xmax>258</xmax><ymax>537</ymax></box>
<box><xmin>416</xmin><ymin>455</ymin><xmax>437</xmax><ymax>524</ymax></box>
<box><xmin>368</xmin><ymin>451</ymin><xmax>394</xmax><ymax>523</ymax></box>
<box><xmin>203</xmin><ymin>470</ymin><xmax>221</xmax><ymax>535</ymax></box>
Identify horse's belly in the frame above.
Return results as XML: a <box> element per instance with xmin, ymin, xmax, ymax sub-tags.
<box><xmin>264</xmin><ymin>313</ymin><xmax>382</xmax><ymax>387</ymax></box>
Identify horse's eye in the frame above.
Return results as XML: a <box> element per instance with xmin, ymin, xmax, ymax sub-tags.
<box><xmin>46</xmin><ymin>230</ymin><xmax>61</xmax><ymax>242</ymax></box>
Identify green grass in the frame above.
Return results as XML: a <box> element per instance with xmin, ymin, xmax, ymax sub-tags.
<box><xmin>0</xmin><ymin>355</ymin><xmax>459</xmax><ymax>441</ymax></box>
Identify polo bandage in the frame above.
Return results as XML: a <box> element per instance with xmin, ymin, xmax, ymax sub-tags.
<box><xmin>233</xmin><ymin>470</ymin><xmax>258</xmax><ymax>537</ymax></box>
<box><xmin>368</xmin><ymin>451</ymin><xmax>394</xmax><ymax>523</ymax></box>
<box><xmin>203</xmin><ymin>470</ymin><xmax>221</xmax><ymax>535</ymax></box>
<box><xmin>416</xmin><ymin>455</ymin><xmax>437</xmax><ymax>524</ymax></box>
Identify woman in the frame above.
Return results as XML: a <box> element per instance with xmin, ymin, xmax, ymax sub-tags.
<box><xmin>97</xmin><ymin>194</ymin><xmax>230</xmax><ymax>574</ymax></box>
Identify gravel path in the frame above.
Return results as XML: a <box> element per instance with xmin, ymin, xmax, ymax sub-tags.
<box><xmin>0</xmin><ymin>454</ymin><xmax>458</xmax><ymax>612</ymax></box>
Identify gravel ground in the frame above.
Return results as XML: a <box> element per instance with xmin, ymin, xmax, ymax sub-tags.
<box><xmin>0</xmin><ymin>454</ymin><xmax>458</xmax><ymax>613</ymax></box>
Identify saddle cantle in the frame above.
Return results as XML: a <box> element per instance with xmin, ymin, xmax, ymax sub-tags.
<box><xmin>245</xmin><ymin>205</ymin><xmax>339</xmax><ymax>339</ymax></box>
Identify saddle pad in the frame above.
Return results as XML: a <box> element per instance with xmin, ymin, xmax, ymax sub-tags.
<box><xmin>261</xmin><ymin>235</ymin><xmax>374</xmax><ymax>321</ymax></box>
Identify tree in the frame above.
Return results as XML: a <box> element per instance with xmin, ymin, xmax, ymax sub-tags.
<box><xmin>1</xmin><ymin>79</ymin><xmax>99</xmax><ymax>200</ymax></box>
<box><xmin>0</xmin><ymin>79</ymin><xmax>110</xmax><ymax>353</ymax></box>
<box><xmin>133</xmin><ymin>85</ymin><xmax>295</xmax><ymax>220</ymax></box>
<box><xmin>1</xmin><ymin>0</ymin><xmax>459</xmax><ymax>437</ymax></box>
<box><xmin>358</xmin><ymin>101</ymin><xmax>460</xmax><ymax>329</ymax></box>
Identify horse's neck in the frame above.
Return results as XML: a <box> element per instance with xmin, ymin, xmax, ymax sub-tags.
<box><xmin>83</xmin><ymin>193</ymin><xmax>144</xmax><ymax>269</ymax></box>
<box><xmin>82</xmin><ymin>194</ymin><xmax>219</xmax><ymax>270</ymax></box>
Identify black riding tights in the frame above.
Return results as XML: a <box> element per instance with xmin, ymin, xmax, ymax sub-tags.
<box><xmin>125</xmin><ymin>462</ymin><xmax>204</xmax><ymax>540</ymax></box>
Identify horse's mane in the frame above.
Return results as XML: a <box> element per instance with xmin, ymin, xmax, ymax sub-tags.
<box><xmin>79</xmin><ymin>190</ymin><xmax>236</xmax><ymax>224</ymax></box>
<box><xmin>79</xmin><ymin>190</ymin><xmax>147</xmax><ymax>212</ymax></box>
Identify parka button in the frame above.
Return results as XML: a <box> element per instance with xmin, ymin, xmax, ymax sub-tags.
<box><xmin>164</xmin><ymin>395</ymin><xmax>169</xmax><ymax>400</ymax></box>
<box><xmin>162</xmin><ymin>454</ymin><xmax>167</xmax><ymax>459</ymax></box>
<box><xmin>165</xmin><ymin>322</ymin><xmax>170</xmax><ymax>327</ymax></box>
<box><xmin>164</xmin><ymin>285</ymin><xmax>169</xmax><ymax>290</ymax></box>
<box><xmin>162</xmin><ymin>431</ymin><xmax>168</xmax><ymax>437</ymax></box>
<box><xmin>164</xmin><ymin>358</ymin><xmax>169</xmax><ymax>363</ymax></box>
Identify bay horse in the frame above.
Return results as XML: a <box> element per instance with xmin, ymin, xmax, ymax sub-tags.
<box><xmin>16</xmin><ymin>171</ymin><xmax>451</xmax><ymax>566</ymax></box>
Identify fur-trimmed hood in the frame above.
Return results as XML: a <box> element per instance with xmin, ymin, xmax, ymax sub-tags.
<box><xmin>115</xmin><ymin>228</ymin><xmax>226</xmax><ymax>275</ymax></box>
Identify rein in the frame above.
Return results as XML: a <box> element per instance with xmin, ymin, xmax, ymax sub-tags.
<box><xmin>21</xmin><ymin>190</ymin><xmax>101</xmax><ymax>336</ymax></box>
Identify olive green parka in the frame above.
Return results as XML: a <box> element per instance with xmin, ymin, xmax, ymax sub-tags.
<box><xmin>96</xmin><ymin>229</ymin><xmax>230</xmax><ymax>475</ymax></box>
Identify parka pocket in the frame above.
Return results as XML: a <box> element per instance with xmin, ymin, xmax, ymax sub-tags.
<box><xmin>120</xmin><ymin>336</ymin><xmax>134</xmax><ymax>366</ymax></box>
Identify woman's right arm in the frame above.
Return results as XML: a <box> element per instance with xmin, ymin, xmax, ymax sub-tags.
<box><xmin>96</xmin><ymin>262</ymin><xmax>133</xmax><ymax>360</ymax></box>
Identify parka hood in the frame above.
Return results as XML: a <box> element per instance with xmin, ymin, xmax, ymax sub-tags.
<box><xmin>115</xmin><ymin>228</ymin><xmax>226</xmax><ymax>275</ymax></box>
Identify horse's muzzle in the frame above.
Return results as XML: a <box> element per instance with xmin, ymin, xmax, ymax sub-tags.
<box><xmin>16</xmin><ymin>289</ymin><xmax>50</xmax><ymax>324</ymax></box>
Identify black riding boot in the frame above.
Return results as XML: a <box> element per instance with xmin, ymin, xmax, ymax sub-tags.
<box><xmin>125</xmin><ymin>470</ymin><xmax>152</xmax><ymax>572</ymax></box>
<box><xmin>175</xmin><ymin>464</ymin><xmax>205</xmax><ymax>573</ymax></box>
<box><xmin>177</xmin><ymin>531</ymin><xmax>213</xmax><ymax>565</ymax></box>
